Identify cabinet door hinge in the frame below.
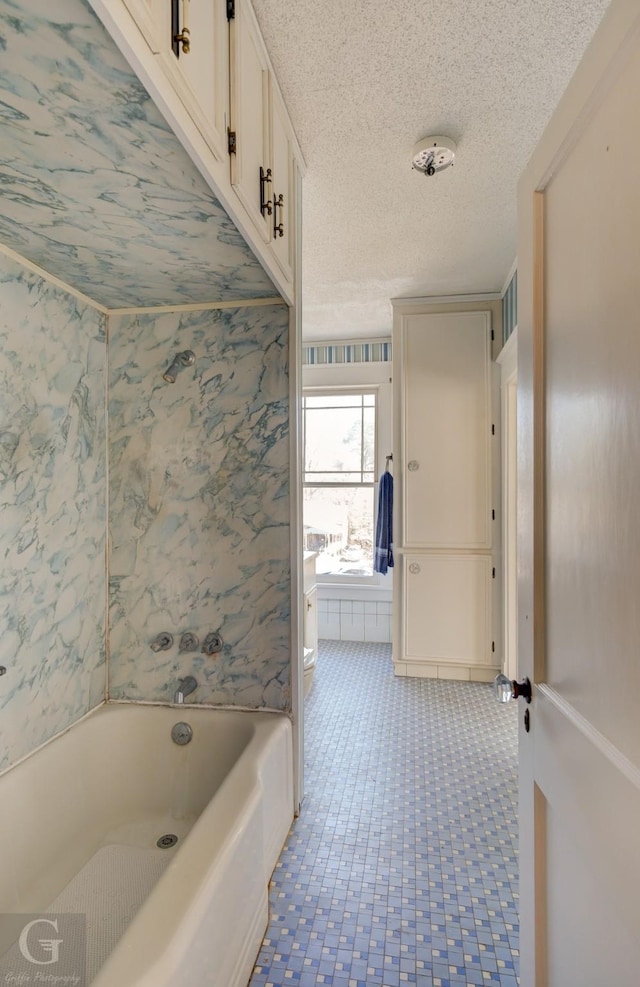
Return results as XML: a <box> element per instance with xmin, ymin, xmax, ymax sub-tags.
<box><xmin>492</xmin><ymin>509</ymin><xmax>495</xmax><ymax>520</ymax></box>
<box><xmin>491</xmin><ymin>328</ymin><xmax>495</xmax><ymax>341</ymax></box>
<box><xmin>228</xmin><ymin>129</ymin><xmax>237</xmax><ymax>155</ymax></box>
<box><xmin>492</xmin><ymin>641</ymin><xmax>495</xmax><ymax>653</ymax></box>
<box><xmin>492</xmin><ymin>567</ymin><xmax>496</xmax><ymax>579</ymax></box>
<box><xmin>227</xmin><ymin>0</ymin><xmax>235</xmax><ymax>19</ymax></box>
<box><xmin>491</xmin><ymin>423</ymin><xmax>495</xmax><ymax>435</ymax></box>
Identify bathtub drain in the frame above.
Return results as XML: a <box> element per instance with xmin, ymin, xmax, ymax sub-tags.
<box><xmin>157</xmin><ymin>833</ymin><xmax>179</xmax><ymax>849</ymax></box>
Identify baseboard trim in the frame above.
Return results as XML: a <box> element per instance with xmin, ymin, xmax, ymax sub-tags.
<box><xmin>394</xmin><ymin>661</ymin><xmax>499</xmax><ymax>683</ymax></box>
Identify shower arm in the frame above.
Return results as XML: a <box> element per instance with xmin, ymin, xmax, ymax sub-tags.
<box><xmin>163</xmin><ymin>350</ymin><xmax>195</xmax><ymax>383</ymax></box>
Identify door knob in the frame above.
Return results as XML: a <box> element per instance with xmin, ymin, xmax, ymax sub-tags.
<box><xmin>494</xmin><ymin>673</ymin><xmax>532</xmax><ymax>704</ymax></box>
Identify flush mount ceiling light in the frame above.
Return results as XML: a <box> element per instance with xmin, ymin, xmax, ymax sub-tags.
<box><xmin>411</xmin><ymin>136</ymin><xmax>457</xmax><ymax>177</ymax></box>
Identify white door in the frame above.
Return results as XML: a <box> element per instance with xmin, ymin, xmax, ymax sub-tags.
<box><xmin>498</xmin><ymin>331</ymin><xmax>518</xmax><ymax>682</ymax></box>
<box><xmin>518</xmin><ymin>3</ymin><xmax>640</xmax><ymax>984</ymax></box>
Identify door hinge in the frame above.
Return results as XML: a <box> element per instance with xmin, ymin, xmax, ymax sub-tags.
<box><xmin>491</xmin><ymin>328</ymin><xmax>495</xmax><ymax>341</ymax></box>
<box><xmin>492</xmin><ymin>567</ymin><xmax>496</xmax><ymax>579</ymax></box>
<box><xmin>227</xmin><ymin>129</ymin><xmax>237</xmax><ymax>155</ymax></box>
<box><xmin>227</xmin><ymin>0</ymin><xmax>235</xmax><ymax>19</ymax></box>
<box><xmin>492</xmin><ymin>641</ymin><xmax>495</xmax><ymax>653</ymax></box>
<box><xmin>492</xmin><ymin>509</ymin><xmax>495</xmax><ymax>520</ymax></box>
<box><xmin>491</xmin><ymin>423</ymin><xmax>495</xmax><ymax>435</ymax></box>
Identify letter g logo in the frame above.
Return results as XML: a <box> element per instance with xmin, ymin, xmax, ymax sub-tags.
<box><xmin>19</xmin><ymin>918</ymin><xmax>64</xmax><ymax>965</ymax></box>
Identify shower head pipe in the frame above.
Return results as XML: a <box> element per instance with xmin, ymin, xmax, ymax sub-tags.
<box><xmin>163</xmin><ymin>350</ymin><xmax>196</xmax><ymax>383</ymax></box>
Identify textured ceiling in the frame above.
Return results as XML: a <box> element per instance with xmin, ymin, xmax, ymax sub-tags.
<box><xmin>252</xmin><ymin>0</ymin><xmax>611</xmax><ymax>340</ymax></box>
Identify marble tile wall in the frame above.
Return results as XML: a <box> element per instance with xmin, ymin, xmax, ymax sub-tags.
<box><xmin>108</xmin><ymin>303</ymin><xmax>292</xmax><ymax>710</ymax></box>
<box><xmin>0</xmin><ymin>251</ymin><xmax>107</xmax><ymax>772</ymax></box>
<box><xmin>0</xmin><ymin>1</ymin><xmax>293</xmax><ymax>773</ymax></box>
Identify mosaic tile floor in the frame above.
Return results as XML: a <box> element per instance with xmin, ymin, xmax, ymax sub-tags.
<box><xmin>249</xmin><ymin>640</ymin><xmax>519</xmax><ymax>987</ymax></box>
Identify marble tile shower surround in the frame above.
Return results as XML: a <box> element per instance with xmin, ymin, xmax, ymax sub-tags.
<box><xmin>0</xmin><ymin>0</ymin><xmax>276</xmax><ymax>308</ymax></box>
<box><xmin>108</xmin><ymin>303</ymin><xmax>291</xmax><ymax>710</ymax></box>
<box><xmin>0</xmin><ymin>252</ymin><xmax>106</xmax><ymax>772</ymax></box>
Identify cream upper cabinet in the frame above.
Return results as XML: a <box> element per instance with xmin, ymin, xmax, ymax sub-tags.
<box><xmin>161</xmin><ymin>0</ymin><xmax>230</xmax><ymax>163</ymax></box>
<box><xmin>229</xmin><ymin>0</ymin><xmax>272</xmax><ymax>244</ymax></box>
<box><xmin>269</xmin><ymin>80</ymin><xmax>295</xmax><ymax>282</ymax></box>
<box><xmin>91</xmin><ymin>0</ymin><xmax>303</xmax><ymax>302</ymax></box>
<box><xmin>121</xmin><ymin>0</ymin><xmax>164</xmax><ymax>52</ymax></box>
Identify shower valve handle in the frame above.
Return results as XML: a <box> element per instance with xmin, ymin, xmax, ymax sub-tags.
<box><xmin>203</xmin><ymin>632</ymin><xmax>223</xmax><ymax>655</ymax></box>
<box><xmin>151</xmin><ymin>632</ymin><xmax>174</xmax><ymax>652</ymax></box>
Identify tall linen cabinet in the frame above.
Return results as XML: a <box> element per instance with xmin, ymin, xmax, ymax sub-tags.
<box><xmin>392</xmin><ymin>302</ymin><xmax>500</xmax><ymax>681</ymax></box>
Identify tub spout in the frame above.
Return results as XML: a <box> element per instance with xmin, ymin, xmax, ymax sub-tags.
<box><xmin>174</xmin><ymin>675</ymin><xmax>197</xmax><ymax>704</ymax></box>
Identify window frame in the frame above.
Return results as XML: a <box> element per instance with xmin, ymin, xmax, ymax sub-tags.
<box><xmin>302</xmin><ymin>384</ymin><xmax>380</xmax><ymax>586</ymax></box>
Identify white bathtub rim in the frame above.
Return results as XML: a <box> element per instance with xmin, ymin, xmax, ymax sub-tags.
<box><xmin>106</xmin><ymin>697</ymin><xmax>292</xmax><ymax>717</ymax></box>
<box><xmin>0</xmin><ymin>698</ymin><xmax>292</xmax><ymax>781</ymax></box>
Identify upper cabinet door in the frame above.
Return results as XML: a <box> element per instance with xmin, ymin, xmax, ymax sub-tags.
<box><xmin>155</xmin><ymin>0</ymin><xmax>230</xmax><ymax>163</ymax></box>
<box><xmin>122</xmin><ymin>0</ymin><xmax>164</xmax><ymax>52</ymax></box>
<box><xmin>269</xmin><ymin>80</ymin><xmax>295</xmax><ymax>282</ymax></box>
<box><xmin>229</xmin><ymin>0</ymin><xmax>272</xmax><ymax>244</ymax></box>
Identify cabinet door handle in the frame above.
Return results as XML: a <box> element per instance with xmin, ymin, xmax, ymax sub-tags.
<box><xmin>173</xmin><ymin>0</ymin><xmax>191</xmax><ymax>54</ymax></box>
<box><xmin>260</xmin><ymin>167</ymin><xmax>273</xmax><ymax>217</ymax></box>
<box><xmin>273</xmin><ymin>193</ymin><xmax>285</xmax><ymax>237</ymax></box>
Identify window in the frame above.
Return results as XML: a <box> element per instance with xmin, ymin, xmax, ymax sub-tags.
<box><xmin>303</xmin><ymin>389</ymin><xmax>376</xmax><ymax>579</ymax></box>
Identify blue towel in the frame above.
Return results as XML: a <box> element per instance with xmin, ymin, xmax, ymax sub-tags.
<box><xmin>374</xmin><ymin>471</ymin><xmax>394</xmax><ymax>574</ymax></box>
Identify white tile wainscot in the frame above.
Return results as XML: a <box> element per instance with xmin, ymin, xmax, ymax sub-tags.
<box><xmin>317</xmin><ymin>587</ymin><xmax>392</xmax><ymax>644</ymax></box>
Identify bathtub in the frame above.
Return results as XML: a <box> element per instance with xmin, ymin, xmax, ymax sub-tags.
<box><xmin>0</xmin><ymin>702</ymin><xmax>293</xmax><ymax>986</ymax></box>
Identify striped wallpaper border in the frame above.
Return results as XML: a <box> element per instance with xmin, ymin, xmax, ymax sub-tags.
<box><xmin>303</xmin><ymin>340</ymin><xmax>392</xmax><ymax>365</ymax></box>
<box><xmin>502</xmin><ymin>271</ymin><xmax>518</xmax><ymax>343</ymax></box>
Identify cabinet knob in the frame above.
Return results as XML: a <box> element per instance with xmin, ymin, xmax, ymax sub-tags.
<box><xmin>408</xmin><ymin>460</ymin><xmax>420</xmax><ymax>471</ymax></box>
<box><xmin>408</xmin><ymin>563</ymin><xmax>421</xmax><ymax>575</ymax></box>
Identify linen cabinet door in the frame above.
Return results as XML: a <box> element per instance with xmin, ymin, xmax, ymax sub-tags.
<box><xmin>229</xmin><ymin>0</ymin><xmax>272</xmax><ymax>243</ymax></box>
<box><xmin>403</xmin><ymin>554</ymin><xmax>493</xmax><ymax>674</ymax></box>
<box><xmin>402</xmin><ymin>311</ymin><xmax>492</xmax><ymax>551</ymax></box>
